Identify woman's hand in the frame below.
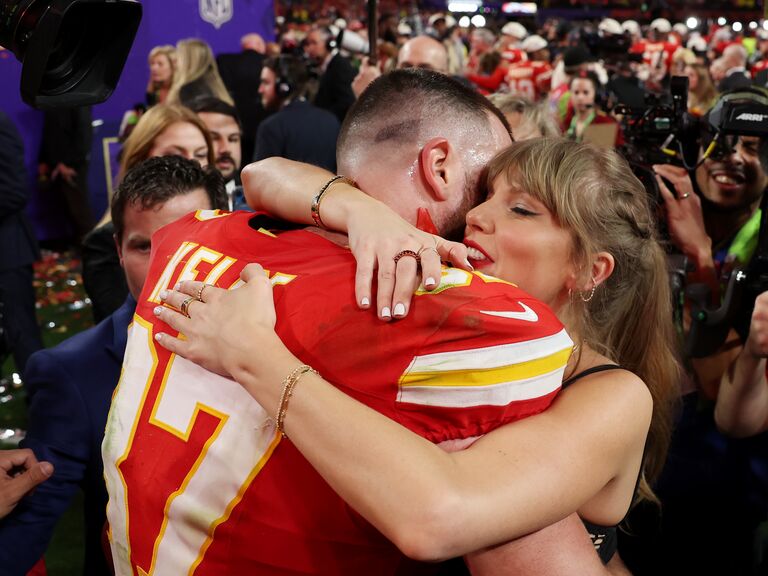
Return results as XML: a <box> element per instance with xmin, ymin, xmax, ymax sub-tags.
<box><xmin>153</xmin><ymin>264</ymin><xmax>288</xmax><ymax>383</ymax></box>
<box><xmin>344</xmin><ymin>206</ymin><xmax>470</xmax><ymax>321</ymax></box>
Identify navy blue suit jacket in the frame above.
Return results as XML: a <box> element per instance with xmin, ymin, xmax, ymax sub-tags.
<box><xmin>254</xmin><ymin>99</ymin><xmax>340</xmax><ymax>172</ymax></box>
<box><xmin>0</xmin><ymin>296</ymin><xmax>135</xmax><ymax>576</ymax></box>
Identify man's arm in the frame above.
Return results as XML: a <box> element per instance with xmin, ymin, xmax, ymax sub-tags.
<box><xmin>715</xmin><ymin>291</ymin><xmax>768</xmax><ymax>437</ymax></box>
<box><xmin>466</xmin><ymin>513</ymin><xmax>612</xmax><ymax>576</ymax></box>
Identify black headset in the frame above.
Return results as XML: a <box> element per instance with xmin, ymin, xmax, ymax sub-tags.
<box><xmin>324</xmin><ymin>26</ymin><xmax>338</xmax><ymax>52</ymax></box>
<box><xmin>275</xmin><ymin>56</ymin><xmax>294</xmax><ymax>97</ymax></box>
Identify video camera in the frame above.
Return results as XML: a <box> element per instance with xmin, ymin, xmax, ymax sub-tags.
<box><xmin>680</xmin><ymin>87</ymin><xmax>768</xmax><ymax>357</ymax></box>
<box><xmin>0</xmin><ymin>0</ymin><xmax>141</xmax><ymax>108</ymax></box>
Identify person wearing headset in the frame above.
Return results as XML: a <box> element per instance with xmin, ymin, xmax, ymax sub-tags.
<box><xmin>255</xmin><ymin>55</ymin><xmax>340</xmax><ymax>173</ymax></box>
<box><xmin>303</xmin><ymin>26</ymin><xmax>357</xmax><ymax>122</ymax></box>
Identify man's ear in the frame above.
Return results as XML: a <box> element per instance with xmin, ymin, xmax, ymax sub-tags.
<box><xmin>419</xmin><ymin>137</ymin><xmax>459</xmax><ymax>202</ymax></box>
<box><xmin>114</xmin><ymin>232</ymin><xmax>125</xmax><ymax>269</ymax></box>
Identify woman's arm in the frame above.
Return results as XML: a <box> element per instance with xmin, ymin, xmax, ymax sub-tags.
<box><xmin>241</xmin><ymin>158</ymin><xmax>469</xmax><ymax>316</ymax></box>
<box><xmin>156</xmin><ymin>269</ymin><xmax>653</xmax><ymax>561</ymax></box>
<box><xmin>715</xmin><ymin>291</ymin><xmax>768</xmax><ymax>437</ymax></box>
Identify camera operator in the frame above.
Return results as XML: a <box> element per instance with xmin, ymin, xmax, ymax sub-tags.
<box><xmin>654</xmin><ymin>133</ymin><xmax>767</xmax><ymax>395</ymax></box>
<box><xmin>629</xmin><ymin>92</ymin><xmax>768</xmax><ymax>575</ymax></box>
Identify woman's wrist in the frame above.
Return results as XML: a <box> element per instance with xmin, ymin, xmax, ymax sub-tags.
<box><xmin>315</xmin><ymin>182</ymin><xmax>382</xmax><ymax>234</ymax></box>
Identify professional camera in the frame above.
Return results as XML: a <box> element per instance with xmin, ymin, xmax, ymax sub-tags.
<box><xmin>615</xmin><ymin>76</ymin><xmax>700</xmax><ymax>181</ymax></box>
<box><xmin>682</xmin><ymin>87</ymin><xmax>768</xmax><ymax>356</ymax></box>
<box><xmin>0</xmin><ymin>0</ymin><xmax>141</xmax><ymax>108</ymax></box>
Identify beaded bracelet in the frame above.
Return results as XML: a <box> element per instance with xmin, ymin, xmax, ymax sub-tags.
<box><xmin>310</xmin><ymin>175</ymin><xmax>354</xmax><ymax>229</ymax></box>
<box><xmin>276</xmin><ymin>364</ymin><xmax>318</xmax><ymax>438</ymax></box>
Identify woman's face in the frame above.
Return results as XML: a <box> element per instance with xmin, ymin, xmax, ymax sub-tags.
<box><xmin>148</xmin><ymin>121</ymin><xmax>209</xmax><ymax>166</ymax></box>
<box><xmin>150</xmin><ymin>54</ymin><xmax>173</xmax><ymax>84</ymax></box>
<box><xmin>570</xmin><ymin>78</ymin><xmax>595</xmax><ymax>113</ymax></box>
<box><xmin>463</xmin><ymin>172</ymin><xmax>577</xmax><ymax>308</ymax></box>
<box><xmin>684</xmin><ymin>65</ymin><xmax>698</xmax><ymax>91</ymax></box>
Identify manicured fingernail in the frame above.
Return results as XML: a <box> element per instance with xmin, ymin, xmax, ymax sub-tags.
<box><xmin>174</xmin><ymin>282</ymin><xmax>181</xmax><ymax>290</ymax></box>
<box><xmin>424</xmin><ymin>277</ymin><xmax>436</xmax><ymax>288</ymax></box>
<box><xmin>159</xmin><ymin>290</ymin><xmax>168</xmax><ymax>300</ymax></box>
<box><xmin>154</xmin><ymin>333</ymin><xmax>163</xmax><ymax>341</ymax></box>
<box><xmin>464</xmin><ymin>259</ymin><xmax>474</xmax><ymax>271</ymax></box>
<box><xmin>381</xmin><ymin>306</ymin><xmax>391</xmax><ymax>318</ymax></box>
<box><xmin>393</xmin><ymin>303</ymin><xmax>406</xmax><ymax>317</ymax></box>
<box><xmin>361</xmin><ymin>297</ymin><xmax>370</xmax><ymax>307</ymax></box>
<box><xmin>153</xmin><ymin>306</ymin><xmax>163</xmax><ymax>316</ymax></box>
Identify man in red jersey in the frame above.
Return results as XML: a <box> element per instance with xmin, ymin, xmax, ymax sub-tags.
<box><xmin>102</xmin><ymin>69</ymin><xmax>601</xmax><ymax>576</ymax></box>
<box><xmin>505</xmin><ymin>35</ymin><xmax>553</xmax><ymax>100</ymax></box>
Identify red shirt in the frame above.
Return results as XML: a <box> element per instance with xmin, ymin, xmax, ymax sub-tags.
<box><xmin>505</xmin><ymin>60</ymin><xmax>553</xmax><ymax>100</ymax></box>
<box><xmin>103</xmin><ymin>211</ymin><xmax>571</xmax><ymax>575</ymax></box>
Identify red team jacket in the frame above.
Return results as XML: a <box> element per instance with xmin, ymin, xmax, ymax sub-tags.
<box><xmin>102</xmin><ymin>210</ymin><xmax>572</xmax><ymax>575</ymax></box>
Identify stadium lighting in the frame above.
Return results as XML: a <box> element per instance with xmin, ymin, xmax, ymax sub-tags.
<box><xmin>764</xmin><ymin>20</ymin><xmax>768</xmax><ymax>30</ymax></box>
<box><xmin>458</xmin><ymin>15</ymin><xmax>471</xmax><ymax>27</ymax></box>
<box><xmin>447</xmin><ymin>2</ymin><xmax>479</xmax><ymax>12</ymax></box>
<box><xmin>686</xmin><ymin>17</ymin><xmax>698</xmax><ymax>29</ymax></box>
<box><xmin>733</xmin><ymin>22</ymin><xmax>743</xmax><ymax>32</ymax></box>
<box><xmin>470</xmin><ymin>14</ymin><xmax>486</xmax><ymax>27</ymax></box>
<box><xmin>717</xmin><ymin>17</ymin><xmax>727</xmax><ymax>26</ymax></box>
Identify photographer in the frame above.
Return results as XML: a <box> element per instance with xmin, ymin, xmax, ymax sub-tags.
<box><xmin>632</xmin><ymin>91</ymin><xmax>768</xmax><ymax>575</ymax></box>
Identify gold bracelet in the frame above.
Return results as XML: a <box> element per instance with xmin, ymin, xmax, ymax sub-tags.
<box><xmin>310</xmin><ymin>175</ymin><xmax>354</xmax><ymax>229</ymax></box>
<box><xmin>276</xmin><ymin>364</ymin><xmax>318</xmax><ymax>438</ymax></box>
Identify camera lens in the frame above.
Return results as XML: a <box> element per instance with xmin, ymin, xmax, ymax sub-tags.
<box><xmin>0</xmin><ymin>0</ymin><xmax>48</xmax><ymax>56</ymax></box>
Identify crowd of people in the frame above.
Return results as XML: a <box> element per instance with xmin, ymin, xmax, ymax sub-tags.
<box><xmin>1</xmin><ymin>7</ymin><xmax>768</xmax><ymax>576</ymax></box>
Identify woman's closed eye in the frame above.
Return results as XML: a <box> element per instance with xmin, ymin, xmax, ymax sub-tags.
<box><xmin>510</xmin><ymin>205</ymin><xmax>539</xmax><ymax>217</ymax></box>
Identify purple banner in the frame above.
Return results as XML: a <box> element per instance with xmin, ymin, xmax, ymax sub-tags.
<box><xmin>0</xmin><ymin>0</ymin><xmax>274</xmax><ymax>241</ymax></box>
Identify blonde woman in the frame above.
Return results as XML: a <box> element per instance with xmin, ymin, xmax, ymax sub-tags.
<box><xmin>684</xmin><ymin>63</ymin><xmax>718</xmax><ymax>116</ymax></box>
<box><xmin>118</xmin><ymin>104</ymin><xmax>213</xmax><ymax>180</ymax></box>
<box><xmin>167</xmin><ymin>38</ymin><xmax>234</xmax><ymax>107</ymax></box>
<box><xmin>157</xmin><ymin>139</ymin><xmax>681</xmax><ymax>571</ymax></box>
<box><xmin>489</xmin><ymin>93</ymin><xmax>561</xmax><ymax>140</ymax></box>
<box><xmin>146</xmin><ymin>45</ymin><xmax>176</xmax><ymax>106</ymax></box>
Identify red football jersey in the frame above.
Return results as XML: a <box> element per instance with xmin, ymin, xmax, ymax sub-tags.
<box><xmin>500</xmin><ymin>46</ymin><xmax>527</xmax><ymax>65</ymax></box>
<box><xmin>103</xmin><ymin>211</ymin><xmax>572</xmax><ymax>575</ymax></box>
<box><xmin>505</xmin><ymin>60</ymin><xmax>553</xmax><ymax>100</ymax></box>
<box><xmin>630</xmin><ymin>40</ymin><xmax>677</xmax><ymax>78</ymax></box>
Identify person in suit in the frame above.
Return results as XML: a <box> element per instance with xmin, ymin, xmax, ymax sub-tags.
<box><xmin>254</xmin><ymin>55</ymin><xmax>340</xmax><ymax>172</ymax></box>
<box><xmin>0</xmin><ymin>156</ymin><xmax>226</xmax><ymax>576</ymax></box>
<box><xmin>0</xmin><ymin>111</ymin><xmax>43</xmax><ymax>374</ymax></box>
<box><xmin>304</xmin><ymin>26</ymin><xmax>357</xmax><ymax>122</ymax></box>
<box><xmin>38</xmin><ymin>106</ymin><xmax>95</xmax><ymax>248</ymax></box>
<box><xmin>718</xmin><ymin>44</ymin><xmax>751</xmax><ymax>93</ymax></box>
<box><xmin>216</xmin><ymin>33</ymin><xmax>268</xmax><ymax>163</ymax></box>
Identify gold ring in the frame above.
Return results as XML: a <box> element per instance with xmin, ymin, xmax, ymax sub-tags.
<box><xmin>418</xmin><ymin>246</ymin><xmax>440</xmax><ymax>259</ymax></box>
<box><xmin>393</xmin><ymin>249</ymin><xmax>420</xmax><ymax>264</ymax></box>
<box><xmin>180</xmin><ymin>296</ymin><xmax>195</xmax><ymax>318</ymax></box>
<box><xmin>680</xmin><ymin>193</ymin><xmax>690</xmax><ymax>199</ymax></box>
<box><xmin>196</xmin><ymin>284</ymin><xmax>209</xmax><ymax>302</ymax></box>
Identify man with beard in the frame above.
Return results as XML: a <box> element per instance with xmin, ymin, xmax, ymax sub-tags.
<box><xmin>254</xmin><ymin>55</ymin><xmax>340</xmax><ymax>172</ymax></box>
<box><xmin>190</xmin><ymin>98</ymin><xmax>244</xmax><ymax>210</ymax></box>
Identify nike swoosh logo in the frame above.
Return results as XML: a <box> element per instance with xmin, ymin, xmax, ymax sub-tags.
<box><xmin>480</xmin><ymin>303</ymin><xmax>539</xmax><ymax>322</ymax></box>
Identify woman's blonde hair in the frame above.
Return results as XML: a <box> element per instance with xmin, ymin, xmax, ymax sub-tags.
<box><xmin>485</xmin><ymin>138</ymin><xmax>681</xmax><ymax>506</ymax></box>
<box><xmin>687</xmin><ymin>64</ymin><xmax>718</xmax><ymax>115</ymax></box>
<box><xmin>146</xmin><ymin>45</ymin><xmax>176</xmax><ymax>98</ymax></box>
<box><xmin>489</xmin><ymin>94</ymin><xmax>561</xmax><ymax>138</ymax></box>
<box><xmin>119</xmin><ymin>104</ymin><xmax>214</xmax><ymax>180</ymax></box>
<box><xmin>167</xmin><ymin>38</ymin><xmax>233</xmax><ymax>106</ymax></box>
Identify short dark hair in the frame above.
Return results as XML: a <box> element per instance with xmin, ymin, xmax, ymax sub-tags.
<box><xmin>188</xmin><ymin>96</ymin><xmax>241</xmax><ymax>128</ymax></box>
<box><xmin>337</xmin><ymin>68</ymin><xmax>510</xmax><ymax>158</ymax></box>
<box><xmin>263</xmin><ymin>55</ymin><xmax>310</xmax><ymax>100</ymax></box>
<box><xmin>112</xmin><ymin>155</ymin><xmax>228</xmax><ymax>242</ymax></box>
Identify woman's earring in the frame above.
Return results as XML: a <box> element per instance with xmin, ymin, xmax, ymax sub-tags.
<box><xmin>580</xmin><ymin>280</ymin><xmax>596</xmax><ymax>303</ymax></box>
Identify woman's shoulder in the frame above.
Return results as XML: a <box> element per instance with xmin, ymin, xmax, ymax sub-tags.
<box><xmin>562</xmin><ymin>357</ymin><xmax>652</xmax><ymax>417</ymax></box>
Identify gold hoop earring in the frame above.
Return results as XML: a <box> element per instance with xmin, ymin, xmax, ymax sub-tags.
<box><xmin>580</xmin><ymin>279</ymin><xmax>596</xmax><ymax>303</ymax></box>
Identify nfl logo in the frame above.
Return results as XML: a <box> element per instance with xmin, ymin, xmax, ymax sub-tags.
<box><xmin>200</xmin><ymin>0</ymin><xmax>233</xmax><ymax>29</ymax></box>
